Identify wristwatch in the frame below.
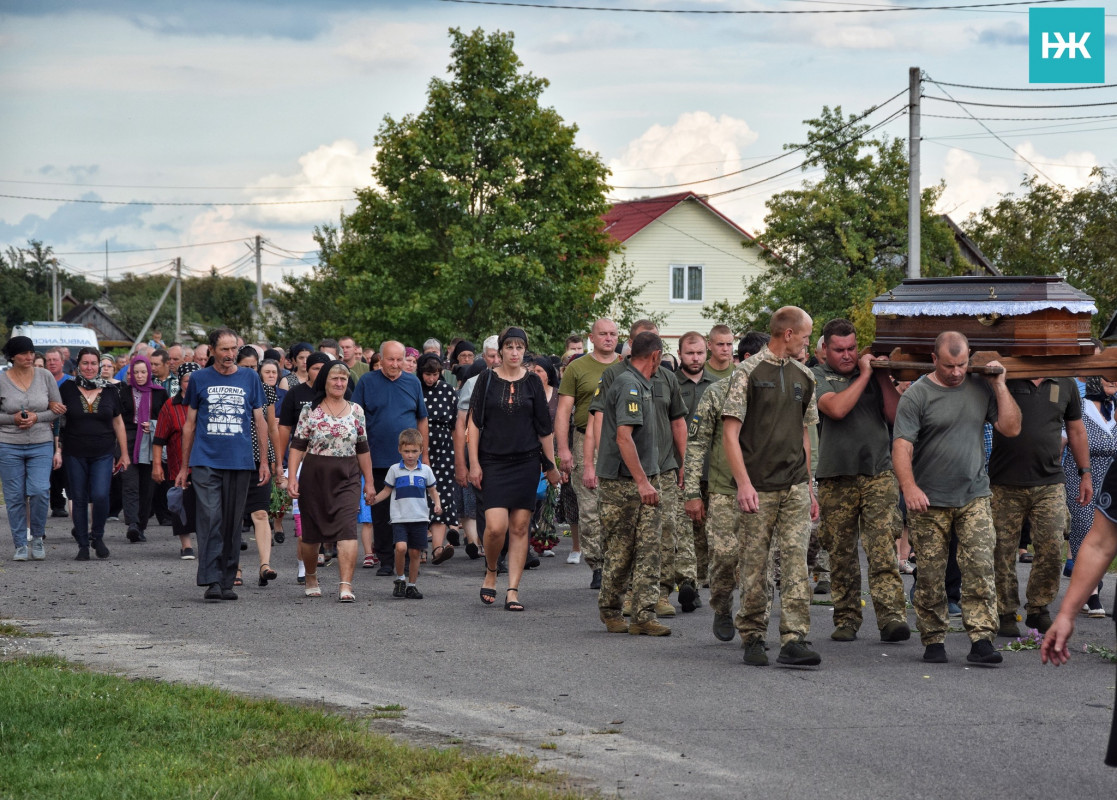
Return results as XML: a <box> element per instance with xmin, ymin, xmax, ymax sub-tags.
<box><xmin>1078</xmin><ymin>467</ymin><xmax>1091</xmax><ymax>477</ymax></box>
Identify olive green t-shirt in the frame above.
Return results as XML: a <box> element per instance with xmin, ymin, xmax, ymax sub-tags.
<box><xmin>675</xmin><ymin>367</ymin><xmax>717</xmax><ymax>419</ymax></box>
<box><xmin>591</xmin><ymin>357</ymin><xmax>688</xmax><ymax>472</ymax></box>
<box><xmin>812</xmin><ymin>363</ymin><xmax>892</xmax><ymax>479</ymax></box>
<box><xmin>595</xmin><ymin>362</ymin><xmax>659</xmax><ymax>481</ymax></box>
<box><xmin>989</xmin><ymin>378</ymin><xmax>1081</xmax><ymax>487</ymax></box>
<box><xmin>558</xmin><ymin>353</ymin><xmax>618</xmax><ymax>432</ymax></box>
<box><xmin>893</xmin><ymin>376</ymin><xmax>998</xmax><ymax>507</ymax></box>
<box><xmin>706</xmin><ymin>363</ymin><xmax>734</xmax><ymax>380</ymax></box>
<box><xmin>720</xmin><ymin>347</ymin><xmax>818</xmax><ymax>492</ymax></box>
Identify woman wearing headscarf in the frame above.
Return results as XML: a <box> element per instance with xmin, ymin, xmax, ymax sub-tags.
<box><xmin>117</xmin><ymin>353</ymin><xmax>168</xmax><ymax>543</ymax></box>
<box><xmin>468</xmin><ymin>327</ymin><xmax>560</xmax><ymax>611</ymax></box>
<box><xmin>287</xmin><ymin>361</ymin><xmax>375</xmax><ymax>601</ymax></box>
<box><xmin>417</xmin><ymin>352</ymin><xmax>460</xmax><ymax>563</ymax></box>
<box><xmin>1</xmin><ymin>336</ymin><xmax>65</xmax><ymax>560</ymax></box>
<box><xmin>237</xmin><ymin>346</ymin><xmax>281</xmax><ymax>586</ymax></box>
<box><xmin>403</xmin><ymin>347</ymin><xmax>420</xmax><ymax>374</ymax></box>
<box><xmin>59</xmin><ymin>347</ymin><xmax>129</xmax><ymax>559</ymax></box>
<box><xmin>153</xmin><ymin>362</ymin><xmax>201</xmax><ymax>560</ymax></box>
<box><xmin>286</xmin><ymin>342</ymin><xmax>314</xmax><ymax>388</ymax></box>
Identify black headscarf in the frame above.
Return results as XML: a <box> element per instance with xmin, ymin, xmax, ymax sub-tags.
<box><xmin>310</xmin><ymin>361</ymin><xmax>352</xmax><ymax>410</ymax></box>
<box><xmin>2</xmin><ymin>336</ymin><xmax>35</xmax><ymax>360</ymax></box>
<box><xmin>416</xmin><ymin>352</ymin><xmax>444</xmax><ymax>385</ymax></box>
<box><xmin>1085</xmin><ymin>376</ymin><xmax>1115</xmax><ymax>422</ymax></box>
<box><xmin>174</xmin><ymin>361</ymin><xmax>201</xmax><ymax>403</ymax></box>
<box><xmin>451</xmin><ymin>340</ymin><xmax>475</xmax><ymax>364</ymax></box>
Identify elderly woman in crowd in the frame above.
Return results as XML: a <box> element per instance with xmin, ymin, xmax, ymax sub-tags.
<box><xmin>59</xmin><ymin>347</ymin><xmax>129</xmax><ymax>560</ymax></box>
<box><xmin>403</xmin><ymin>347</ymin><xmax>420</xmax><ymax>374</ymax></box>
<box><xmin>468</xmin><ymin>327</ymin><xmax>560</xmax><ymax>611</ymax></box>
<box><xmin>153</xmin><ymin>362</ymin><xmax>201</xmax><ymax>560</ymax></box>
<box><xmin>118</xmin><ymin>353</ymin><xmax>168</xmax><ymax>544</ymax></box>
<box><xmin>235</xmin><ymin>346</ymin><xmax>281</xmax><ymax>586</ymax></box>
<box><xmin>287</xmin><ymin>361</ymin><xmax>375</xmax><ymax>601</ymax></box>
<box><xmin>417</xmin><ymin>352</ymin><xmax>460</xmax><ymax>564</ymax></box>
<box><xmin>99</xmin><ymin>355</ymin><xmax>118</xmax><ymax>382</ymax></box>
<box><xmin>0</xmin><ymin>336</ymin><xmax>64</xmax><ymax>561</ymax></box>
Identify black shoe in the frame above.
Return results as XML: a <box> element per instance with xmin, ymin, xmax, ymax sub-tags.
<box><xmin>742</xmin><ymin>636</ymin><xmax>769</xmax><ymax>666</ymax></box>
<box><xmin>776</xmin><ymin>637</ymin><xmax>822</xmax><ymax>666</ymax></box>
<box><xmin>221</xmin><ymin>587</ymin><xmax>238</xmax><ymax>601</ymax></box>
<box><xmin>376</xmin><ymin>565</ymin><xmax>394</xmax><ymax>577</ymax></box>
<box><xmin>204</xmin><ymin>583</ymin><xmax>222</xmax><ymax>602</ymax></box>
<box><xmin>923</xmin><ymin>643</ymin><xmax>948</xmax><ymax>663</ymax></box>
<box><xmin>93</xmin><ymin>538</ymin><xmax>110</xmax><ymax>559</ymax></box>
<box><xmin>393</xmin><ymin>578</ymin><xmax>406</xmax><ymax>598</ymax></box>
<box><xmin>297</xmin><ymin>574</ymin><xmax>306</xmax><ymax>585</ymax></box>
<box><xmin>273</xmin><ymin>529</ymin><xmax>285</xmax><ymax>544</ymax></box>
<box><xmin>678</xmin><ymin>582</ymin><xmax>699</xmax><ymax>613</ymax></box>
<box><xmin>127</xmin><ymin>527</ymin><xmax>142</xmax><ymax>543</ymax></box>
<box><xmin>136</xmin><ymin>530</ymin><xmax>147</xmax><ymax>543</ymax></box>
<box><xmin>70</xmin><ymin>527</ymin><xmax>79</xmax><ymax>542</ymax></box>
<box><xmin>240</xmin><ymin>540</ymin><xmax>248</xmax><ymax>551</ymax></box>
<box><xmin>880</xmin><ymin>620</ymin><xmax>911</xmax><ymax>643</ymax></box>
<box><xmin>524</xmin><ymin>552</ymin><xmax>540</xmax><ymax>570</ymax></box>
<box><xmin>813</xmin><ymin>580</ymin><xmax>831</xmax><ymax>595</ymax></box>
<box><xmin>447</xmin><ymin>528</ymin><xmax>461</xmax><ymax>547</ymax></box>
<box><xmin>405</xmin><ymin>585</ymin><xmax>424</xmax><ymax>599</ymax></box>
<box><xmin>589</xmin><ymin>568</ymin><xmax>602</xmax><ymax>590</ymax></box>
<box><xmin>966</xmin><ymin>638</ymin><xmax>1003</xmax><ymax>666</ymax></box>
<box><xmin>75</xmin><ymin>547</ymin><xmax>90</xmax><ymax>561</ymax></box>
<box><xmin>1024</xmin><ymin>610</ymin><xmax>1052</xmax><ymax>633</ymax></box>
<box><xmin>465</xmin><ymin>541</ymin><xmax>480</xmax><ymax>560</ymax></box>
<box><xmin>51</xmin><ymin>507</ymin><xmax>68</xmax><ymax>518</ymax></box>
<box><xmin>998</xmin><ymin>613</ymin><xmax>1020</xmax><ymax>638</ymax></box>
<box><xmin>712</xmin><ymin>612</ymin><xmax>735</xmax><ymax>642</ymax></box>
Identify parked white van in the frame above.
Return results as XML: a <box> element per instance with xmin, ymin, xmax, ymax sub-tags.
<box><xmin>11</xmin><ymin>322</ymin><xmax>100</xmax><ymax>352</ymax></box>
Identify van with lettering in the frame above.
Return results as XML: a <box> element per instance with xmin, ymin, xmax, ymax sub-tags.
<box><xmin>11</xmin><ymin>322</ymin><xmax>100</xmax><ymax>352</ymax></box>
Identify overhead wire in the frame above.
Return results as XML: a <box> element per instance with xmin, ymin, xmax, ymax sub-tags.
<box><xmin>923</xmin><ymin>96</ymin><xmax>1117</xmax><ymax>109</ymax></box>
<box><xmin>0</xmin><ymin>192</ymin><xmax>356</xmax><ymax>207</ymax></box>
<box><xmin>438</xmin><ymin>0</ymin><xmax>1081</xmax><ymax>14</ymax></box>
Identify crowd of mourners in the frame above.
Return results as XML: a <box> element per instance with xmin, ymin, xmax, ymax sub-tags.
<box><xmin>1</xmin><ymin>313</ymin><xmax>1115</xmax><ymax>686</ymax></box>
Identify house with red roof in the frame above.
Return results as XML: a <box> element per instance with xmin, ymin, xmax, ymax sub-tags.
<box><xmin>602</xmin><ymin>191</ymin><xmax>768</xmax><ymax>341</ymax></box>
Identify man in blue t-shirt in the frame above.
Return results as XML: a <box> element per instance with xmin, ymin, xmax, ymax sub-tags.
<box><xmin>177</xmin><ymin>328</ymin><xmax>269</xmax><ymax>602</ymax></box>
<box><xmin>351</xmin><ymin>340</ymin><xmax>429</xmax><ymax>575</ymax></box>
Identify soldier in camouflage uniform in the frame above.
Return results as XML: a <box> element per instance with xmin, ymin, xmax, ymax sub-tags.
<box><xmin>893</xmin><ymin>331</ymin><xmax>1021</xmax><ymax>666</ymax></box>
<box><xmin>589</xmin><ymin>322</ymin><xmax>688</xmax><ymax>619</ymax></box>
<box><xmin>813</xmin><ymin>319</ymin><xmax>910</xmax><ymax>644</ymax></box>
<box><xmin>989</xmin><ymin>377</ymin><xmax>1092</xmax><ymax>636</ymax></box>
<box><xmin>595</xmin><ymin>332</ymin><xmax>671</xmax><ymax>636</ymax></box>
<box><xmin>721</xmin><ymin>307</ymin><xmax>822</xmax><ymax>667</ymax></box>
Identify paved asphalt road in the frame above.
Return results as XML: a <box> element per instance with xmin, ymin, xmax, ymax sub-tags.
<box><xmin>2</xmin><ymin>513</ymin><xmax>1115</xmax><ymax>798</ymax></box>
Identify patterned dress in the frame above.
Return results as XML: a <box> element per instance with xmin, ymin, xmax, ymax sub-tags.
<box><xmin>1063</xmin><ymin>400</ymin><xmax>1117</xmax><ymax>556</ymax></box>
<box><xmin>422</xmin><ymin>378</ymin><xmax>459</xmax><ymax>527</ymax></box>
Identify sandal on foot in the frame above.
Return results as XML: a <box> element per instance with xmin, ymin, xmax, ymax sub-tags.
<box><xmin>338</xmin><ymin>581</ymin><xmax>355</xmax><ymax>603</ymax></box>
<box><xmin>259</xmin><ymin>563</ymin><xmax>277</xmax><ymax>586</ymax></box>
<box><xmin>304</xmin><ymin>572</ymin><xmax>321</xmax><ymax>598</ymax></box>
<box><xmin>432</xmin><ymin>544</ymin><xmax>455</xmax><ymax>565</ymax></box>
<box><xmin>480</xmin><ymin>564</ymin><xmax>498</xmax><ymax>605</ymax></box>
<box><xmin>234</xmin><ymin>573</ymin><xmax>243</xmax><ymax>587</ymax></box>
<box><xmin>504</xmin><ymin>586</ymin><xmax>524</xmax><ymax>612</ymax></box>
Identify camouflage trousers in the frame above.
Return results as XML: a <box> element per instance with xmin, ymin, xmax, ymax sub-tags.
<box><xmin>597</xmin><ymin>477</ymin><xmax>662</xmax><ymax>624</ymax></box>
<box><xmin>735</xmin><ymin>482</ymin><xmax>812</xmax><ymax>646</ymax></box>
<box><xmin>992</xmin><ymin>483</ymin><xmax>1067</xmax><ymax>616</ymax></box>
<box><xmin>707</xmin><ymin>492</ymin><xmax>774</xmax><ymax>625</ymax></box>
<box><xmin>657</xmin><ymin>471</ymin><xmax>696</xmax><ymax>595</ymax></box>
<box><xmin>571</xmin><ymin>430</ymin><xmax>604</xmax><ymax>571</ymax></box>
<box><xmin>817</xmin><ymin>471</ymin><xmax>906</xmax><ymax>632</ymax></box>
<box><xmin>679</xmin><ymin>482</ymin><xmax>710</xmax><ymax>584</ymax></box>
<box><xmin>909</xmin><ymin>496</ymin><xmax>997</xmax><ymax>644</ymax></box>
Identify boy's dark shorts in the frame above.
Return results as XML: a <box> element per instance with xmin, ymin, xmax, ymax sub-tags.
<box><xmin>393</xmin><ymin>521</ymin><xmax>428</xmax><ymax>550</ymax></box>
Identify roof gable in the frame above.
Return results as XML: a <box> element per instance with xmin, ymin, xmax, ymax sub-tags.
<box><xmin>603</xmin><ymin>191</ymin><xmax>755</xmax><ymax>244</ymax></box>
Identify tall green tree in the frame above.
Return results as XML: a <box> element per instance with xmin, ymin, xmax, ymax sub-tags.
<box><xmin>964</xmin><ymin>170</ymin><xmax>1117</xmax><ymax>336</ymax></box>
<box><xmin>0</xmin><ymin>240</ymin><xmax>100</xmax><ymax>336</ymax></box>
<box><xmin>703</xmin><ymin>106</ymin><xmax>962</xmax><ymax>342</ymax></box>
<box><xmin>279</xmin><ymin>27</ymin><xmax>617</xmax><ymax>352</ymax></box>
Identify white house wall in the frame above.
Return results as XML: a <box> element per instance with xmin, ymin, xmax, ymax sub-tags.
<box><xmin>605</xmin><ymin>199</ymin><xmax>769</xmax><ymax>340</ymax></box>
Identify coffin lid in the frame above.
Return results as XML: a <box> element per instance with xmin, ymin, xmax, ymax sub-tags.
<box><xmin>871</xmin><ymin>276</ymin><xmax>1097</xmax><ymax>317</ymax></box>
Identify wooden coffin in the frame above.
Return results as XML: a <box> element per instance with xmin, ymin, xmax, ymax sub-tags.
<box><xmin>871</xmin><ymin>276</ymin><xmax>1096</xmax><ymax>357</ymax></box>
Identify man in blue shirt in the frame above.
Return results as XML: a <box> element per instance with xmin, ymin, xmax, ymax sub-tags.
<box><xmin>176</xmin><ymin>328</ymin><xmax>269</xmax><ymax>602</ymax></box>
<box><xmin>352</xmin><ymin>340</ymin><xmax>429</xmax><ymax>575</ymax></box>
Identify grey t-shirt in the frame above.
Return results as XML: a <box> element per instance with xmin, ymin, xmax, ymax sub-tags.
<box><xmin>813</xmin><ymin>364</ymin><xmax>892</xmax><ymax>479</ymax></box>
<box><xmin>893</xmin><ymin>376</ymin><xmax>998</xmax><ymax>507</ymax></box>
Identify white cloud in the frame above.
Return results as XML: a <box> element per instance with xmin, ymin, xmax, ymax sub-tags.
<box><xmin>937</xmin><ymin>148</ymin><xmax>1012</xmax><ymax>219</ymax></box>
<box><xmin>1013</xmin><ymin>142</ymin><xmax>1099</xmax><ymax>191</ymax></box>
<box><xmin>332</xmin><ymin>19</ymin><xmax>434</xmax><ymax>69</ymax></box>
<box><xmin>810</xmin><ymin>25</ymin><xmax>895</xmax><ymax>50</ymax></box>
<box><xmin>243</xmin><ymin>139</ymin><xmax>375</xmax><ymax>226</ymax></box>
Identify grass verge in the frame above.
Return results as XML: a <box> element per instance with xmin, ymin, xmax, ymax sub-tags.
<box><xmin>0</xmin><ymin>655</ymin><xmax>592</xmax><ymax>800</ymax></box>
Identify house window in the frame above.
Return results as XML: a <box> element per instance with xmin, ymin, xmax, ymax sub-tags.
<box><xmin>670</xmin><ymin>264</ymin><xmax>703</xmax><ymax>302</ymax></box>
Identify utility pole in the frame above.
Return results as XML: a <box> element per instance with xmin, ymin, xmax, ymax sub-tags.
<box><xmin>255</xmin><ymin>235</ymin><xmax>263</xmax><ymax>338</ymax></box>
<box><xmin>51</xmin><ymin>260</ymin><xmax>59</xmax><ymax>321</ymax></box>
<box><xmin>175</xmin><ymin>257</ymin><xmax>182</xmax><ymax>344</ymax></box>
<box><xmin>908</xmin><ymin>66</ymin><xmax>922</xmax><ymax>280</ymax></box>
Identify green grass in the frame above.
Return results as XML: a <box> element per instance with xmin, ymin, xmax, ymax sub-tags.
<box><xmin>0</xmin><ymin>655</ymin><xmax>594</xmax><ymax>800</ymax></box>
<box><xmin>0</xmin><ymin>617</ymin><xmax>46</xmax><ymax>638</ymax></box>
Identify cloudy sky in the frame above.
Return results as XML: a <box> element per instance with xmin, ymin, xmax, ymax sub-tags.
<box><xmin>1</xmin><ymin>0</ymin><xmax>1114</xmax><ymax>288</ymax></box>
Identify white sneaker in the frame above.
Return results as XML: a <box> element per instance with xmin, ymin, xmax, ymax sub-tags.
<box><xmin>13</xmin><ymin>546</ymin><xmax>29</xmax><ymax>561</ymax></box>
<box><xmin>541</xmin><ymin>549</ymin><xmax>555</xmax><ymax>557</ymax></box>
<box><xmin>566</xmin><ymin>550</ymin><xmax>582</xmax><ymax>565</ymax></box>
<box><xmin>30</xmin><ymin>538</ymin><xmax>46</xmax><ymax>560</ymax></box>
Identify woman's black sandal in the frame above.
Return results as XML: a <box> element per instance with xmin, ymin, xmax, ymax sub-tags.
<box><xmin>504</xmin><ymin>586</ymin><xmax>524</xmax><ymax>612</ymax></box>
<box><xmin>480</xmin><ymin>565</ymin><xmax>498</xmax><ymax>605</ymax></box>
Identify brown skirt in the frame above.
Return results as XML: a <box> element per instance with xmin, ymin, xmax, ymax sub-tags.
<box><xmin>298</xmin><ymin>453</ymin><xmax>360</xmax><ymax>544</ymax></box>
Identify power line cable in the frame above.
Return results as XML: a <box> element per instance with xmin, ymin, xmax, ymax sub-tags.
<box><xmin>929</xmin><ymin>80</ymin><xmax>1117</xmax><ymax>92</ymax></box>
<box><xmin>922</xmin><ymin>112</ymin><xmax>1117</xmax><ymax>121</ymax></box>
<box><xmin>0</xmin><ymin>193</ymin><xmax>356</xmax><ymax>207</ymax></box>
<box><xmin>923</xmin><ymin>140</ymin><xmax>1099</xmax><ymax>169</ymax></box>
<box><xmin>52</xmin><ymin>238</ymin><xmax>253</xmax><ymax>256</ymax></box>
<box><xmin>924</xmin><ymin>96</ymin><xmax>1117</xmax><ymax>109</ymax></box>
<box><xmin>439</xmin><ymin>0</ymin><xmax>1078</xmax><ymax>14</ymax></box>
<box><xmin>927</xmin><ymin>123</ymin><xmax>1117</xmax><ymax>141</ymax></box>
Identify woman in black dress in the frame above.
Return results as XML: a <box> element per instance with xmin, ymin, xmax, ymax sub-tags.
<box><xmin>417</xmin><ymin>353</ymin><xmax>460</xmax><ymax>564</ymax></box>
<box><xmin>468</xmin><ymin>327</ymin><xmax>560</xmax><ymax>611</ymax></box>
<box><xmin>117</xmin><ymin>353</ymin><xmax>167</xmax><ymax>543</ymax></box>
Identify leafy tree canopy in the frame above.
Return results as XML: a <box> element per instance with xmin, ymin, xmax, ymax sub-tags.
<box><xmin>703</xmin><ymin>106</ymin><xmax>963</xmax><ymax>343</ymax></box>
<box><xmin>1</xmin><ymin>241</ymin><xmax>101</xmax><ymax>337</ymax></box>
<box><xmin>964</xmin><ymin>170</ymin><xmax>1117</xmax><ymax>336</ymax></box>
<box><xmin>274</xmin><ymin>27</ymin><xmax>618</xmax><ymax>353</ymax></box>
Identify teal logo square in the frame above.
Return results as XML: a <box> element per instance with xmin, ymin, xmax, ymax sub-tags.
<box><xmin>1029</xmin><ymin>8</ymin><xmax>1105</xmax><ymax>84</ymax></box>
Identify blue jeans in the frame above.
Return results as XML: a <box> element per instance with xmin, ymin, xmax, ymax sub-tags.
<box><xmin>0</xmin><ymin>441</ymin><xmax>54</xmax><ymax>548</ymax></box>
<box><xmin>64</xmin><ymin>453</ymin><xmax>114</xmax><ymax>547</ymax></box>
